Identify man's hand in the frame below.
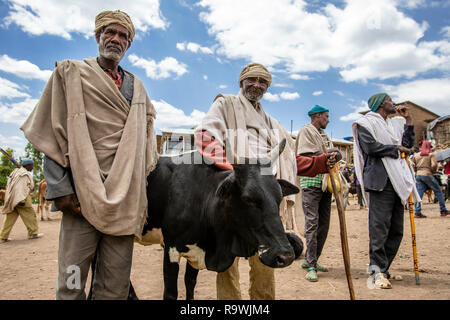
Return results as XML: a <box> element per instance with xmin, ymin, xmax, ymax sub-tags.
<box><xmin>398</xmin><ymin>146</ymin><xmax>411</xmax><ymax>155</ymax></box>
<box><xmin>326</xmin><ymin>152</ymin><xmax>337</xmax><ymax>168</ymax></box>
<box><xmin>396</xmin><ymin>105</ymin><xmax>413</xmax><ymax>125</ymax></box>
<box><xmin>327</xmin><ymin>147</ymin><xmax>343</xmax><ymax>162</ymax></box>
<box><xmin>54</xmin><ymin>194</ymin><xmax>81</xmax><ymax>216</ymax></box>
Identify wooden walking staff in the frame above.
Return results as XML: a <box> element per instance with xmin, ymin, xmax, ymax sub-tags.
<box><xmin>321</xmin><ymin>144</ymin><xmax>355</xmax><ymax>300</ymax></box>
<box><xmin>402</xmin><ymin>152</ymin><xmax>420</xmax><ymax>285</ymax></box>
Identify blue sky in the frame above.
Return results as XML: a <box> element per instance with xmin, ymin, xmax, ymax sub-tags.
<box><xmin>1</xmin><ymin>0</ymin><xmax>449</xmax><ymax>157</ymax></box>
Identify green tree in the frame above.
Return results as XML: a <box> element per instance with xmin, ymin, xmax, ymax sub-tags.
<box><xmin>24</xmin><ymin>142</ymin><xmax>44</xmax><ymax>185</ymax></box>
<box><xmin>0</xmin><ymin>148</ymin><xmax>18</xmax><ymax>189</ymax></box>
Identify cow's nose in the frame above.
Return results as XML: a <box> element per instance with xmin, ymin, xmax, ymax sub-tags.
<box><xmin>275</xmin><ymin>251</ymin><xmax>294</xmax><ymax>267</ymax></box>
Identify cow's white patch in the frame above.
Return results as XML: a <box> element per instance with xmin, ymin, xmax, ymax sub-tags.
<box><xmin>258</xmin><ymin>246</ymin><xmax>269</xmax><ymax>258</ymax></box>
<box><xmin>182</xmin><ymin>244</ymin><xmax>206</xmax><ymax>270</ymax></box>
<box><xmin>169</xmin><ymin>247</ymin><xmax>181</xmax><ymax>264</ymax></box>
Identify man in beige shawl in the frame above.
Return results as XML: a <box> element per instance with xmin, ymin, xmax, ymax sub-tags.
<box><xmin>1</xmin><ymin>159</ymin><xmax>43</xmax><ymax>242</ymax></box>
<box><xmin>296</xmin><ymin>105</ymin><xmax>342</xmax><ymax>283</ymax></box>
<box><xmin>195</xmin><ymin>63</ymin><xmax>333</xmax><ymax>300</ymax></box>
<box><xmin>21</xmin><ymin>10</ymin><xmax>158</xmax><ymax>299</ymax></box>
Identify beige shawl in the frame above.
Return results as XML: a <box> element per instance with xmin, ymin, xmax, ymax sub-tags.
<box><xmin>296</xmin><ymin>123</ymin><xmax>333</xmax><ymax>191</ymax></box>
<box><xmin>1</xmin><ymin>167</ymin><xmax>33</xmax><ymax>214</ymax></box>
<box><xmin>21</xmin><ymin>57</ymin><xmax>158</xmax><ymax>237</ymax></box>
<box><xmin>196</xmin><ymin>89</ymin><xmax>298</xmax><ymax>232</ymax></box>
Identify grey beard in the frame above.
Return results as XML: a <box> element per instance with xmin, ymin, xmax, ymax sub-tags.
<box><xmin>243</xmin><ymin>90</ymin><xmax>263</xmax><ymax>102</ymax></box>
<box><xmin>98</xmin><ymin>45</ymin><xmax>123</xmax><ymax>63</ymax></box>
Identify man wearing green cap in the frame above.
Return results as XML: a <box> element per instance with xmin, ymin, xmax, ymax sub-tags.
<box><xmin>21</xmin><ymin>10</ymin><xmax>158</xmax><ymax>299</ymax></box>
<box><xmin>295</xmin><ymin>105</ymin><xmax>342</xmax><ymax>282</ymax></box>
<box><xmin>1</xmin><ymin>159</ymin><xmax>43</xmax><ymax>242</ymax></box>
<box><xmin>352</xmin><ymin>93</ymin><xmax>418</xmax><ymax>289</ymax></box>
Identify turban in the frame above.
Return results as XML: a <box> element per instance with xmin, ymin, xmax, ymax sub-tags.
<box><xmin>94</xmin><ymin>10</ymin><xmax>135</xmax><ymax>42</ymax></box>
<box><xmin>21</xmin><ymin>158</ymin><xmax>34</xmax><ymax>166</ymax></box>
<box><xmin>308</xmin><ymin>105</ymin><xmax>329</xmax><ymax>116</ymax></box>
<box><xmin>368</xmin><ymin>93</ymin><xmax>388</xmax><ymax>112</ymax></box>
<box><xmin>239</xmin><ymin>63</ymin><xmax>272</xmax><ymax>87</ymax></box>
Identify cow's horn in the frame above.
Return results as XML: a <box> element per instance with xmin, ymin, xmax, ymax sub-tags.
<box><xmin>269</xmin><ymin>138</ymin><xmax>286</xmax><ymax>164</ymax></box>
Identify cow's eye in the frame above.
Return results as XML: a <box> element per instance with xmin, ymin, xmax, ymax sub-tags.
<box><xmin>242</xmin><ymin>196</ymin><xmax>260</xmax><ymax>207</ymax></box>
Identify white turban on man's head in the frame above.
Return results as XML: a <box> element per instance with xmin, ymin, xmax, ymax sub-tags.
<box><xmin>239</xmin><ymin>63</ymin><xmax>272</xmax><ymax>88</ymax></box>
<box><xmin>94</xmin><ymin>10</ymin><xmax>135</xmax><ymax>42</ymax></box>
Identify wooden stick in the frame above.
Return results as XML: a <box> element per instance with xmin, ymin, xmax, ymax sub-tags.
<box><xmin>403</xmin><ymin>153</ymin><xmax>420</xmax><ymax>285</ymax></box>
<box><xmin>322</xmin><ymin>144</ymin><xmax>355</xmax><ymax>300</ymax></box>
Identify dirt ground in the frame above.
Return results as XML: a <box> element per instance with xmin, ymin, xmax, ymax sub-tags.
<box><xmin>0</xmin><ymin>196</ymin><xmax>449</xmax><ymax>301</ymax></box>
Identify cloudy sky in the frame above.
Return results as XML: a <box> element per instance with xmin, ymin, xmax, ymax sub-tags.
<box><xmin>1</xmin><ymin>0</ymin><xmax>449</xmax><ymax>156</ymax></box>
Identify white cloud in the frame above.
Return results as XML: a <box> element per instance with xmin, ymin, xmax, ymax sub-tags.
<box><xmin>280</xmin><ymin>91</ymin><xmax>300</xmax><ymax>100</ymax></box>
<box><xmin>289</xmin><ymin>74</ymin><xmax>311</xmax><ymax>80</ymax></box>
<box><xmin>2</xmin><ymin>0</ymin><xmax>168</xmax><ymax>40</ymax></box>
<box><xmin>0</xmin><ymin>97</ymin><xmax>38</xmax><ymax>125</ymax></box>
<box><xmin>442</xmin><ymin>26</ymin><xmax>450</xmax><ymax>39</ymax></box>
<box><xmin>0</xmin><ymin>134</ymin><xmax>26</xmax><ymax>155</ymax></box>
<box><xmin>0</xmin><ymin>55</ymin><xmax>52</xmax><ymax>81</ymax></box>
<box><xmin>218</xmin><ymin>84</ymin><xmax>227</xmax><ymax>89</ymax></box>
<box><xmin>203</xmin><ymin>75</ymin><xmax>208</xmax><ymax>80</ymax></box>
<box><xmin>313</xmin><ymin>91</ymin><xmax>323</xmax><ymax>96</ymax></box>
<box><xmin>333</xmin><ymin>90</ymin><xmax>345</xmax><ymax>96</ymax></box>
<box><xmin>152</xmin><ymin>99</ymin><xmax>206</xmax><ymax>129</ymax></box>
<box><xmin>263</xmin><ymin>92</ymin><xmax>280</xmax><ymax>102</ymax></box>
<box><xmin>0</xmin><ymin>77</ymin><xmax>30</xmax><ymax>99</ymax></box>
<box><xmin>382</xmin><ymin>78</ymin><xmax>450</xmax><ymax>115</ymax></box>
<box><xmin>339</xmin><ymin>100</ymin><xmax>370</xmax><ymax>122</ymax></box>
<box><xmin>263</xmin><ymin>91</ymin><xmax>300</xmax><ymax>102</ymax></box>
<box><xmin>128</xmin><ymin>54</ymin><xmax>188</xmax><ymax>80</ymax></box>
<box><xmin>177</xmin><ymin>42</ymin><xmax>213</xmax><ymax>54</ymax></box>
<box><xmin>198</xmin><ymin>0</ymin><xmax>450</xmax><ymax>82</ymax></box>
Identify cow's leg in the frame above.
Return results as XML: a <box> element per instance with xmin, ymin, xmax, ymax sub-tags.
<box><xmin>163</xmin><ymin>247</ymin><xmax>180</xmax><ymax>300</ymax></box>
<box><xmin>184</xmin><ymin>262</ymin><xmax>199</xmax><ymax>300</ymax></box>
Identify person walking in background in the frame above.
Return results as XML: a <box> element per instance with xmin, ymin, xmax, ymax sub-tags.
<box><xmin>412</xmin><ymin>140</ymin><xmax>449</xmax><ymax>217</ymax></box>
<box><xmin>0</xmin><ymin>158</ymin><xmax>43</xmax><ymax>242</ymax></box>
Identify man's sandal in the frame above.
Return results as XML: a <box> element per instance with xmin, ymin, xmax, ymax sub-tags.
<box><xmin>316</xmin><ymin>264</ymin><xmax>329</xmax><ymax>272</ymax></box>
<box><xmin>305</xmin><ymin>268</ymin><xmax>318</xmax><ymax>282</ymax></box>
<box><xmin>374</xmin><ymin>273</ymin><xmax>392</xmax><ymax>289</ymax></box>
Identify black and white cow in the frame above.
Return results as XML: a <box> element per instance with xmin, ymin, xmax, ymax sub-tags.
<box><xmin>88</xmin><ymin>139</ymin><xmax>303</xmax><ymax>300</ymax></box>
<box><xmin>141</xmin><ymin>139</ymin><xmax>302</xmax><ymax>300</ymax></box>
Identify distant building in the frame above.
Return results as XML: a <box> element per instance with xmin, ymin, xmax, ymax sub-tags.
<box><xmin>157</xmin><ymin>128</ymin><xmax>354</xmax><ymax>164</ymax></box>
<box><xmin>427</xmin><ymin>115</ymin><xmax>450</xmax><ymax>148</ymax></box>
<box><xmin>360</xmin><ymin>100</ymin><xmax>440</xmax><ymax>147</ymax></box>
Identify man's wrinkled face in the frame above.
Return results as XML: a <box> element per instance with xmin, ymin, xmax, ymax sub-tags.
<box><xmin>318</xmin><ymin>112</ymin><xmax>330</xmax><ymax>129</ymax></box>
<box><xmin>381</xmin><ymin>96</ymin><xmax>396</xmax><ymax>114</ymax></box>
<box><xmin>97</xmin><ymin>23</ymin><xmax>130</xmax><ymax>63</ymax></box>
<box><xmin>241</xmin><ymin>77</ymin><xmax>269</xmax><ymax>102</ymax></box>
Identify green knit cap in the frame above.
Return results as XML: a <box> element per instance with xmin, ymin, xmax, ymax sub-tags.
<box><xmin>308</xmin><ymin>105</ymin><xmax>329</xmax><ymax>116</ymax></box>
<box><xmin>367</xmin><ymin>93</ymin><xmax>387</xmax><ymax>112</ymax></box>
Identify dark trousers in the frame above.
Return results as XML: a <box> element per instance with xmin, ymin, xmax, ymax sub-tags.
<box><xmin>356</xmin><ymin>185</ymin><xmax>365</xmax><ymax>207</ymax></box>
<box><xmin>368</xmin><ymin>179</ymin><xmax>404</xmax><ymax>275</ymax></box>
<box><xmin>302</xmin><ymin>187</ymin><xmax>332</xmax><ymax>268</ymax></box>
<box><xmin>414</xmin><ymin>175</ymin><xmax>447</xmax><ymax>213</ymax></box>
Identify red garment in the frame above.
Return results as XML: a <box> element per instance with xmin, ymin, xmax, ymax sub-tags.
<box><xmin>420</xmin><ymin>140</ymin><xmax>432</xmax><ymax>156</ymax></box>
<box><xmin>445</xmin><ymin>161</ymin><xmax>450</xmax><ymax>175</ymax></box>
<box><xmin>195</xmin><ymin>130</ymin><xmax>328</xmax><ymax>176</ymax></box>
<box><xmin>104</xmin><ymin>69</ymin><xmax>123</xmax><ymax>90</ymax></box>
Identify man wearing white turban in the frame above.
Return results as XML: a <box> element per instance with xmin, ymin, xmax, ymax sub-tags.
<box><xmin>21</xmin><ymin>10</ymin><xmax>158</xmax><ymax>299</ymax></box>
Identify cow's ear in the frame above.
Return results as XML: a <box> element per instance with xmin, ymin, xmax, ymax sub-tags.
<box><xmin>216</xmin><ymin>174</ymin><xmax>235</xmax><ymax>199</ymax></box>
<box><xmin>277</xmin><ymin>179</ymin><xmax>300</xmax><ymax>197</ymax></box>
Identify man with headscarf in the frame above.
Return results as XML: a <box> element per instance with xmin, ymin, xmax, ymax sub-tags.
<box><xmin>21</xmin><ymin>10</ymin><xmax>158</xmax><ymax>299</ymax></box>
<box><xmin>412</xmin><ymin>140</ymin><xmax>449</xmax><ymax>217</ymax></box>
<box><xmin>352</xmin><ymin>93</ymin><xmax>418</xmax><ymax>289</ymax></box>
<box><xmin>1</xmin><ymin>159</ymin><xmax>43</xmax><ymax>242</ymax></box>
<box><xmin>195</xmin><ymin>63</ymin><xmax>336</xmax><ymax>300</ymax></box>
<box><xmin>296</xmin><ymin>105</ymin><xmax>342</xmax><ymax>282</ymax></box>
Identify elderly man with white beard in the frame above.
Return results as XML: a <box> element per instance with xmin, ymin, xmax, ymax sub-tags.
<box><xmin>21</xmin><ymin>10</ymin><xmax>158</xmax><ymax>299</ymax></box>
